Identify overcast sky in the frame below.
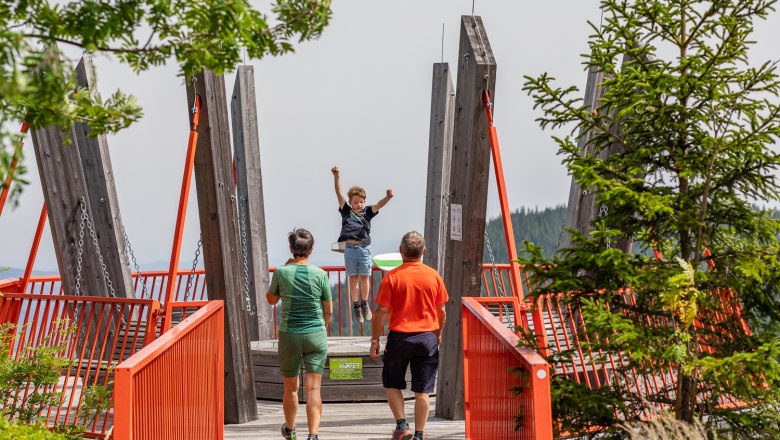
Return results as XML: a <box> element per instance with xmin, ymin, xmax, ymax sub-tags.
<box><xmin>2</xmin><ymin>1</ymin><xmax>779</xmax><ymax>273</ymax></box>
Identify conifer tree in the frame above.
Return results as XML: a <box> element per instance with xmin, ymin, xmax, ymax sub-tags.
<box><xmin>522</xmin><ymin>1</ymin><xmax>780</xmax><ymax>437</ymax></box>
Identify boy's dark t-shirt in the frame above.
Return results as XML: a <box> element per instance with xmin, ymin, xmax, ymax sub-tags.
<box><xmin>338</xmin><ymin>202</ymin><xmax>378</xmax><ymax>244</ymax></box>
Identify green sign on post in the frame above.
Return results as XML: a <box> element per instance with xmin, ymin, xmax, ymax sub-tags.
<box><xmin>329</xmin><ymin>357</ymin><xmax>363</xmax><ymax>380</ymax></box>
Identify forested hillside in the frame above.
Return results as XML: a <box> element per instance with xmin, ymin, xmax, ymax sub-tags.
<box><xmin>483</xmin><ymin>205</ymin><xmax>566</xmax><ymax>262</ymax></box>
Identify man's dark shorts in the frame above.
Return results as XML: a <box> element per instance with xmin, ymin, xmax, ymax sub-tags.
<box><xmin>382</xmin><ymin>331</ymin><xmax>439</xmax><ymax>393</ymax></box>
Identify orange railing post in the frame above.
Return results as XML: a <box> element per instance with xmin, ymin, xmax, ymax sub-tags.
<box><xmin>483</xmin><ymin>92</ymin><xmax>550</xmax><ymax>356</ymax></box>
<box><xmin>19</xmin><ymin>203</ymin><xmax>47</xmax><ymax>293</ymax></box>
<box><xmin>462</xmin><ymin>296</ymin><xmax>552</xmax><ymax>440</ymax></box>
<box><xmin>114</xmin><ymin>300</ymin><xmax>224</xmax><ymax>440</ymax></box>
<box><xmin>0</xmin><ymin>122</ymin><xmax>28</xmax><ymax>217</ymax></box>
<box><xmin>162</xmin><ymin>95</ymin><xmax>201</xmax><ymax>332</ymax></box>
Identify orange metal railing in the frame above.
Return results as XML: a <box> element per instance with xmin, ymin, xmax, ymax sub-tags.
<box><xmin>0</xmin><ymin>292</ymin><xmax>160</xmax><ymax>437</ymax></box>
<box><xmin>462</xmin><ymin>296</ymin><xmax>552</xmax><ymax>440</ymax></box>
<box><xmin>113</xmin><ymin>300</ymin><xmax>224</xmax><ymax>440</ymax></box>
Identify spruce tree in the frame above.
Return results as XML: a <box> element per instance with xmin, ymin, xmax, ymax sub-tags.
<box><xmin>522</xmin><ymin>1</ymin><xmax>780</xmax><ymax>437</ymax></box>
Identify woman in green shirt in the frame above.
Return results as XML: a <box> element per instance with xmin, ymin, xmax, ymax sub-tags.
<box><xmin>267</xmin><ymin>228</ymin><xmax>333</xmax><ymax>440</ymax></box>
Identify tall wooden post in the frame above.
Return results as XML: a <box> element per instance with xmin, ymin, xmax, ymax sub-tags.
<box><xmin>31</xmin><ymin>52</ymin><xmax>132</xmax><ymax>298</ymax></box>
<box><xmin>561</xmin><ymin>54</ymin><xmax>639</xmax><ymax>254</ymax></box>
<box><xmin>186</xmin><ymin>69</ymin><xmax>258</xmax><ymax>424</ymax></box>
<box><xmin>231</xmin><ymin>66</ymin><xmax>273</xmax><ymax>341</ymax></box>
<box><xmin>72</xmin><ymin>57</ymin><xmax>135</xmax><ymax>298</ymax></box>
<box><xmin>423</xmin><ymin>63</ymin><xmax>455</xmax><ymax>274</ymax></box>
<box><xmin>435</xmin><ymin>15</ymin><xmax>496</xmax><ymax>421</ymax></box>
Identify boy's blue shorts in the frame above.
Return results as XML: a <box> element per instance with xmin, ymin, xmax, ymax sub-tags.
<box><xmin>344</xmin><ymin>244</ymin><xmax>371</xmax><ymax>276</ymax></box>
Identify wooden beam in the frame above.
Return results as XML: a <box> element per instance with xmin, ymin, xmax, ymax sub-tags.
<box><xmin>435</xmin><ymin>15</ymin><xmax>496</xmax><ymax>421</ymax></box>
<box><xmin>423</xmin><ymin>63</ymin><xmax>455</xmax><ymax>274</ymax></box>
<box><xmin>231</xmin><ymin>66</ymin><xmax>273</xmax><ymax>341</ymax></box>
<box><xmin>186</xmin><ymin>69</ymin><xmax>258</xmax><ymax>424</ymax></box>
<box><xmin>30</xmin><ymin>49</ymin><xmax>108</xmax><ymax>298</ymax></box>
<box><xmin>72</xmin><ymin>57</ymin><xmax>135</xmax><ymax>298</ymax></box>
<box><xmin>562</xmin><ymin>53</ymin><xmax>641</xmax><ymax>254</ymax></box>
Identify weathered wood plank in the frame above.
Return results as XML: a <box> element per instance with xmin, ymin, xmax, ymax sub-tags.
<box><xmin>72</xmin><ymin>57</ymin><xmax>135</xmax><ymax>298</ymax></box>
<box><xmin>424</xmin><ymin>63</ymin><xmax>455</xmax><ymax>274</ymax></box>
<box><xmin>231</xmin><ymin>66</ymin><xmax>273</xmax><ymax>341</ymax></box>
<box><xmin>223</xmin><ymin>398</ymin><xmax>466</xmax><ymax>439</ymax></box>
<box><xmin>187</xmin><ymin>68</ymin><xmax>257</xmax><ymax>424</ymax></box>
<box><xmin>436</xmin><ymin>15</ymin><xmax>496</xmax><ymax>421</ymax></box>
<box><xmin>31</xmin><ymin>49</ymin><xmax>108</xmax><ymax>298</ymax></box>
<box><xmin>561</xmin><ymin>53</ymin><xmax>641</xmax><ymax>253</ymax></box>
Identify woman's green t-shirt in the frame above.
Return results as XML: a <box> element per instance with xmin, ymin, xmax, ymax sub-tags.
<box><xmin>269</xmin><ymin>264</ymin><xmax>332</xmax><ymax>333</ymax></box>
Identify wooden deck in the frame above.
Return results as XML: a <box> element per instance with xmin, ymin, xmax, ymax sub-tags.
<box><xmin>223</xmin><ymin>397</ymin><xmax>465</xmax><ymax>439</ymax></box>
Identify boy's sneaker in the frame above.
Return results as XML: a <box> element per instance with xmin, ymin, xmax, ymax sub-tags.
<box><xmin>391</xmin><ymin>426</ymin><xmax>413</xmax><ymax>440</ymax></box>
<box><xmin>352</xmin><ymin>302</ymin><xmax>364</xmax><ymax>324</ymax></box>
<box><xmin>281</xmin><ymin>423</ymin><xmax>296</xmax><ymax>439</ymax></box>
<box><xmin>360</xmin><ymin>300</ymin><xmax>372</xmax><ymax>321</ymax></box>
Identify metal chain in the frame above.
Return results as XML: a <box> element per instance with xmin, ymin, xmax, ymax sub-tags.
<box><xmin>183</xmin><ymin>238</ymin><xmax>202</xmax><ymax>301</ymax></box>
<box><xmin>484</xmin><ymin>231</ymin><xmax>507</xmax><ymax>297</ymax></box>
<box><xmin>75</xmin><ymin>205</ymin><xmax>86</xmax><ymax>296</ymax></box>
<box><xmin>76</xmin><ymin>197</ymin><xmax>126</xmax><ymax>328</ymax></box>
<box><xmin>598</xmin><ymin>204</ymin><xmax>612</xmax><ymax>249</ymax></box>
<box><xmin>238</xmin><ymin>196</ymin><xmax>254</xmax><ymax>315</ymax></box>
<box><xmin>79</xmin><ymin>197</ymin><xmax>117</xmax><ymax>298</ymax></box>
<box><xmin>121</xmin><ymin>224</ymin><xmax>148</xmax><ymax>297</ymax></box>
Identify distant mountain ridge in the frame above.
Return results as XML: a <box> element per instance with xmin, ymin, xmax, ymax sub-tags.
<box><xmin>483</xmin><ymin>205</ymin><xmax>567</xmax><ymax>263</ymax></box>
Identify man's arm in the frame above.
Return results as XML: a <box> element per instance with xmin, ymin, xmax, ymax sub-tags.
<box><xmin>371</xmin><ymin>188</ymin><xmax>394</xmax><ymax>213</ymax></box>
<box><xmin>434</xmin><ymin>302</ymin><xmax>447</xmax><ymax>345</ymax></box>
<box><xmin>331</xmin><ymin>166</ymin><xmax>346</xmax><ymax>207</ymax></box>
<box><xmin>266</xmin><ymin>292</ymin><xmax>280</xmax><ymax>305</ymax></box>
<box><xmin>322</xmin><ymin>300</ymin><xmax>333</xmax><ymax>329</ymax></box>
<box><xmin>370</xmin><ymin>305</ymin><xmax>390</xmax><ymax>360</ymax></box>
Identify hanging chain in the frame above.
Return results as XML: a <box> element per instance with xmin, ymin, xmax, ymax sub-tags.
<box><xmin>598</xmin><ymin>204</ymin><xmax>612</xmax><ymax>249</ymax></box>
<box><xmin>238</xmin><ymin>196</ymin><xmax>254</xmax><ymax>315</ymax></box>
<box><xmin>74</xmin><ymin>205</ymin><xmax>86</xmax><ymax>296</ymax></box>
<box><xmin>122</xmin><ymin>224</ymin><xmax>148</xmax><ymax>297</ymax></box>
<box><xmin>484</xmin><ymin>231</ymin><xmax>507</xmax><ymax>297</ymax></box>
<box><xmin>76</xmin><ymin>196</ymin><xmax>126</xmax><ymax>328</ymax></box>
<box><xmin>183</xmin><ymin>238</ymin><xmax>202</xmax><ymax>301</ymax></box>
<box><xmin>79</xmin><ymin>197</ymin><xmax>117</xmax><ymax>298</ymax></box>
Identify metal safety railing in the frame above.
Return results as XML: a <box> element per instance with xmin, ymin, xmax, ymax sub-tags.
<box><xmin>462</xmin><ymin>296</ymin><xmax>552</xmax><ymax>440</ymax></box>
<box><xmin>113</xmin><ymin>300</ymin><xmax>224</xmax><ymax>440</ymax></box>
<box><xmin>0</xmin><ymin>291</ymin><xmax>160</xmax><ymax>437</ymax></box>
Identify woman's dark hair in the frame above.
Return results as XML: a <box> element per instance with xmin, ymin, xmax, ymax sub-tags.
<box><xmin>289</xmin><ymin>228</ymin><xmax>314</xmax><ymax>258</ymax></box>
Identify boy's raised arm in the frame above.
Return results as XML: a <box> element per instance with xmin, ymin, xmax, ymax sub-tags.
<box><xmin>331</xmin><ymin>166</ymin><xmax>346</xmax><ymax>208</ymax></box>
<box><xmin>371</xmin><ymin>188</ymin><xmax>394</xmax><ymax>213</ymax></box>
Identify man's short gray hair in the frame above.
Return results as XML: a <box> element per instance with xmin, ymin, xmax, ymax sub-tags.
<box><xmin>400</xmin><ymin>231</ymin><xmax>425</xmax><ymax>259</ymax></box>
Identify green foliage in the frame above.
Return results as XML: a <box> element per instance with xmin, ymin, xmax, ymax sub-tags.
<box><xmin>0</xmin><ymin>418</ymin><xmax>66</xmax><ymax>440</ymax></box>
<box><xmin>0</xmin><ymin>0</ymin><xmax>332</xmax><ymax>206</ymax></box>
<box><xmin>521</xmin><ymin>0</ymin><xmax>780</xmax><ymax>438</ymax></box>
<box><xmin>0</xmin><ymin>322</ymin><xmax>114</xmax><ymax>439</ymax></box>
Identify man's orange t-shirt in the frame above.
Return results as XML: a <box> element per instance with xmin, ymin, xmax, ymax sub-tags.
<box><xmin>375</xmin><ymin>261</ymin><xmax>449</xmax><ymax>333</ymax></box>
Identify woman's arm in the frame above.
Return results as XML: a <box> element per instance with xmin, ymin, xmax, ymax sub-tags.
<box><xmin>322</xmin><ymin>300</ymin><xmax>333</xmax><ymax>329</ymax></box>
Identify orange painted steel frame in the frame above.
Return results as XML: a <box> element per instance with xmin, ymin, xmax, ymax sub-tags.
<box><xmin>483</xmin><ymin>91</ymin><xmax>550</xmax><ymax>356</ymax></box>
<box><xmin>163</xmin><ymin>95</ymin><xmax>202</xmax><ymax>332</ymax></box>
<box><xmin>114</xmin><ymin>300</ymin><xmax>224</xmax><ymax>440</ymax></box>
<box><xmin>462</xmin><ymin>297</ymin><xmax>552</xmax><ymax>440</ymax></box>
<box><xmin>0</xmin><ymin>122</ymin><xmax>28</xmax><ymax>216</ymax></box>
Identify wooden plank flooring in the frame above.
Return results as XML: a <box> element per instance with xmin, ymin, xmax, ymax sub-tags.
<box><xmin>224</xmin><ymin>397</ymin><xmax>465</xmax><ymax>439</ymax></box>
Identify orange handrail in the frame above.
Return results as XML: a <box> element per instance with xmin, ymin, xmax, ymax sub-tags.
<box><xmin>462</xmin><ymin>296</ymin><xmax>552</xmax><ymax>440</ymax></box>
<box><xmin>19</xmin><ymin>203</ymin><xmax>47</xmax><ymax>293</ymax></box>
<box><xmin>114</xmin><ymin>300</ymin><xmax>224</xmax><ymax>440</ymax></box>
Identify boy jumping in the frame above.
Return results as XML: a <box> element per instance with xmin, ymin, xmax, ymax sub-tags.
<box><xmin>331</xmin><ymin>166</ymin><xmax>393</xmax><ymax>323</ymax></box>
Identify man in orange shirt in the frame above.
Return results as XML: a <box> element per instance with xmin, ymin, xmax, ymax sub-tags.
<box><xmin>370</xmin><ymin>231</ymin><xmax>448</xmax><ymax>440</ymax></box>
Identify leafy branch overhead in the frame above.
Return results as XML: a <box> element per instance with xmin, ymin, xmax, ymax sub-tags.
<box><xmin>0</xmin><ymin>0</ymin><xmax>332</xmax><ymax>204</ymax></box>
<box><xmin>520</xmin><ymin>0</ymin><xmax>780</xmax><ymax>438</ymax></box>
